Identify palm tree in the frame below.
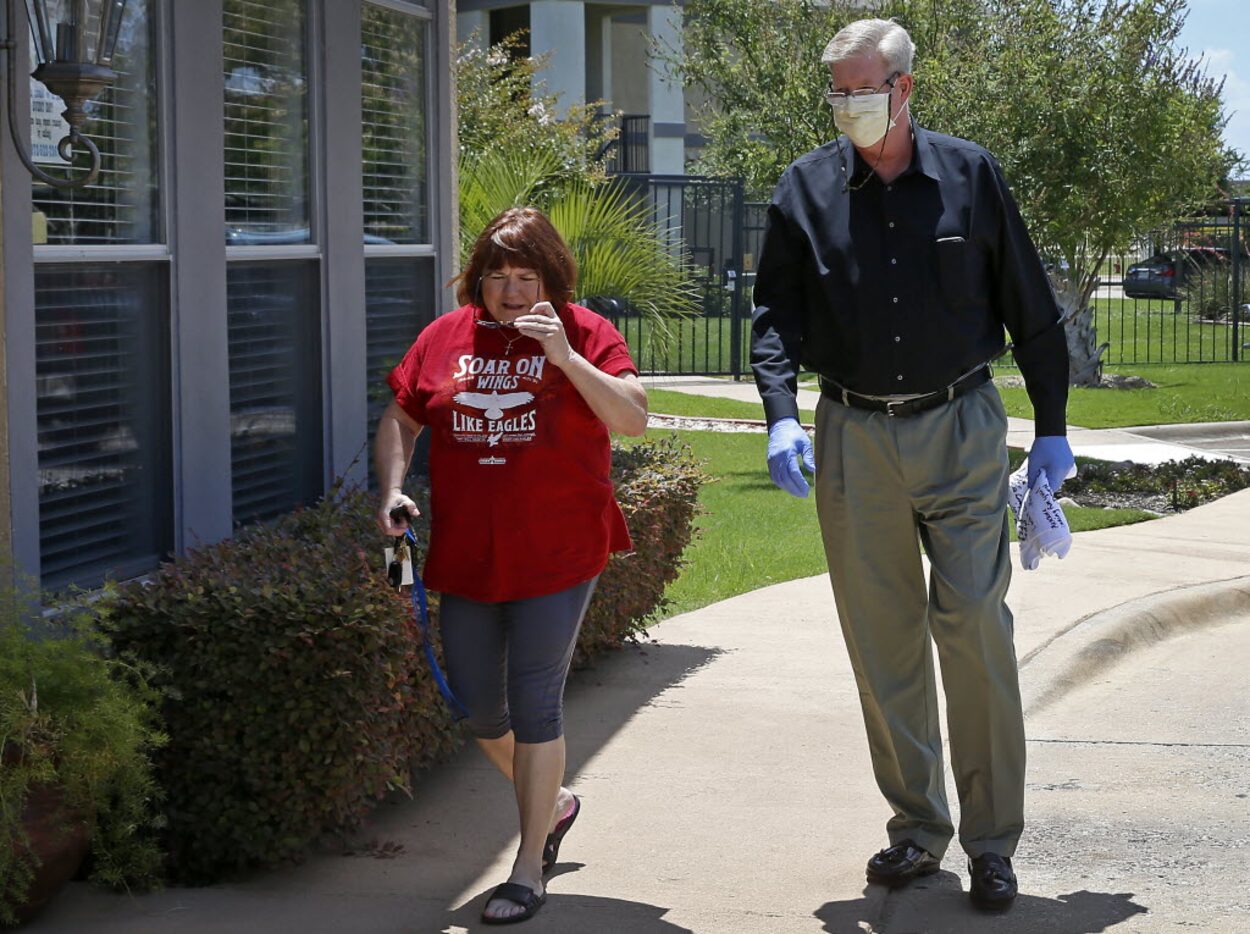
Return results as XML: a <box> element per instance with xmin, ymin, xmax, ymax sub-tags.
<box><xmin>458</xmin><ymin>149</ymin><xmax>700</xmax><ymax>335</ymax></box>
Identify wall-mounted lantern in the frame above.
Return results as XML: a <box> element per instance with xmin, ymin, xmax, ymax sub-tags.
<box><xmin>2</xmin><ymin>0</ymin><xmax>128</xmax><ymax>189</ymax></box>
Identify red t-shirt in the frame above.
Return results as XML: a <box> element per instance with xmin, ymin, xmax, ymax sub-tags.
<box><xmin>387</xmin><ymin>303</ymin><xmax>637</xmax><ymax>602</ymax></box>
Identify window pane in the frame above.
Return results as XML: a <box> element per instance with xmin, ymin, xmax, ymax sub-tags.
<box><xmin>365</xmin><ymin>256</ymin><xmax>434</xmax><ymax>462</ymax></box>
<box><xmin>362</xmin><ymin>3</ymin><xmax>428</xmax><ymax>244</ymax></box>
<box><xmin>227</xmin><ymin>262</ymin><xmax>322</xmax><ymax>524</ymax></box>
<box><xmin>31</xmin><ymin>0</ymin><xmax>159</xmax><ymax>245</ymax></box>
<box><xmin>223</xmin><ymin>0</ymin><xmax>311</xmax><ymax>243</ymax></box>
<box><xmin>36</xmin><ymin>263</ymin><xmax>172</xmax><ymax>589</ymax></box>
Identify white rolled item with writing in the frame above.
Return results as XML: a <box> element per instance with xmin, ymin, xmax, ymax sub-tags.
<box><xmin>1009</xmin><ymin>462</ymin><xmax>1073</xmax><ymax>571</ymax></box>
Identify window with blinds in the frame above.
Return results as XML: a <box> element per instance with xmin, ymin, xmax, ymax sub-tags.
<box><xmin>35</xmin><ymin>264</ymin><xmax>172</xmax><ymax>589</ymax></box>
<box><xmin>366</xmin><ymin>255</ymin><xmax>434</xmax><ymax>407</ymax></box>
<box><xmin>227</xmin><ymin>262</ymin><xmax>323</xmax><ymax>525</ymax></box>
<box><xmin>31</xmin><ymin>0</ymin><xmax>158</xmax><ymax>245</ymax></box>
<box><xmin>366</xmin><ymin>257</ymin><xmax>433</xmax><ymax>488</ymax></box>
<box><xmin>362</xmin><ymin>3</ymin><xmax>428</xmax><ymax>244</ymax></box>
<box><xmin>223</xmin><ymin>0</ymin><xmax>310</xmax><ymax>241</ymax></box>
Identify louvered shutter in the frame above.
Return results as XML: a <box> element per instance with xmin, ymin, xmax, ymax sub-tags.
<box><xmin>226</xmin><ymin>262</ymin><xmax>322</xmax><ymax>524</ymax></box>
<box><xmin>223</xmin><ymin>0</ymin><xmax>311</xmax><ymax>239</ymax></box>
<box><xmin>361</xmin><ymin>3</ymin><xmax>428</xmax><ymax>244</ymax></box>
<box><xmin>224</xmin><ymin>0</ymin><xmax>321</xmax><ymax>524</ymax></box>
<box><xmin>362</xmin><ymin>2</ymin><xmax>435</xmax><ymax>488</ymax></box>
<box><xmin>33</xmin><ymin>0</ymin><xmax>169</xmax><ymax>590</ymax></box>
<box><xmin>35</xmin><ymin>264</ymin><xmax>172</xmax><ymax>589</ymax></box>
<box><xmin>366</xmin><ymin>255</ymin><xmax>434</xmax><ymax>422</ymax></box>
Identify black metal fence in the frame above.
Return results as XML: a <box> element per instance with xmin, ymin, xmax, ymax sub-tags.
<box><xmin>597</xmin><ymin>174</ymin><xmax>750</xmax><ymax>376</ymax></box>
<box><xmin>601</xmin><ymin>114</ymin><xmax>650</xmax><ymax>175</ymax></box>
<box><xmin>598</xmin><ymin>180</ymin><xmax>1247</xmax><ymax>376</ymax></box>
<box><xmin>1086</xmin><ymin>199</ymin><xmax>1247</xmax><ymax>366</ymax></box>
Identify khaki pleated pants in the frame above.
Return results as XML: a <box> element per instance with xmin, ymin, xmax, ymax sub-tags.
<box><xmin>814</xmin><ymin>381</ymin><xmax>1024</xmax><ymax>859</ymax></box>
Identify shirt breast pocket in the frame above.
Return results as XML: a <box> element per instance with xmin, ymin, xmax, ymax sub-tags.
<box><xmin>935</xmin><ymin>236</ymin><xmax>985</xmax><ymax>310</ymax></box>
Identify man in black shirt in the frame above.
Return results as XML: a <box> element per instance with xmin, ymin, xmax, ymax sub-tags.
<box><xmin>751</xmin><ymin>18</ymin><xmax>1074</xmax><ymax>911</ymax></box>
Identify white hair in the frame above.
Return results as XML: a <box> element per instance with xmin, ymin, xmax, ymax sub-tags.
<box><xmin>820</xmin><ymin>18</ymin><xmax>915</xmax><ymax>75</ymax></box>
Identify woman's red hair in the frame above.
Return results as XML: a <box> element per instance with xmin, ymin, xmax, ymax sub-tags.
<box><xmin>455</xmin><ymin>207</ymin><xmax>578</xmax><ymax>311</ymax></box>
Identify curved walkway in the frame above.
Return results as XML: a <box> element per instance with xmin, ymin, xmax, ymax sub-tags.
<box><xmin>26</xmin><ymin>420</ymin><xmax>1250</xmax><ymax>933</ymax></box>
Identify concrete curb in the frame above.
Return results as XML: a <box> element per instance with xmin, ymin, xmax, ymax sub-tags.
<box><xmin>1128</xmin><ymin>419</ymin><xmax>1250</xmax><ymax>441</ymax></box>
<box><xmin>1019</xmin><ymin>574</ymin><xmax>1250</xmax><ymax>716</ymax></box>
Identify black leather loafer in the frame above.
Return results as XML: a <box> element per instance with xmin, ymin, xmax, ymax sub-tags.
<box><xmin>865</xmin><ymin>839</ymin><xmax>941</xmax><ymax>888</ymax></box>
<box><xmin>968</xmin><ymin>853</ymin><xmax>1017</xmax><ymax>909</ymax></box>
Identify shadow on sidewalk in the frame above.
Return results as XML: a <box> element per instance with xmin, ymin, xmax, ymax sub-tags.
<box><xmin>816</xmin><ymin>871</ymin><xmax>1148</xmax><ymax>933</ymax></box>
<box><xmin>24</xmin><ymin>642</ymin><xmax>721</xmax><ymax>933</ymax></box>
<box><xmin>439</xmin><ymin>880</ymin><xmax>694</xmax><ymax>932</ymax></box>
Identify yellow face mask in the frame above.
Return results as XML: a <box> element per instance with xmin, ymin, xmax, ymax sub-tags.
<box><xmin>832</xmin><ymin>92</ymin><xmax>907</xmax><ymax>148</ymax></box>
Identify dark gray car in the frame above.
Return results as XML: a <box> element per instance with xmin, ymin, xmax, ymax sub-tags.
<box><xmin>1123</xmin><ymin>247</ymin><xmax>1231</xmax><ymax>300</ymax></box>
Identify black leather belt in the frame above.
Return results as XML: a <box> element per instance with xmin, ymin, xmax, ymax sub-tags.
<box><xmin>819</xmin><ymin>366</ymin><xmax>992</xmax><ymax>417</ymax></box>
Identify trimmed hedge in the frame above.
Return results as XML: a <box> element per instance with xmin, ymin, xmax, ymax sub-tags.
<box><xmin>578</xmin><ymin>436</ymin><xmax>703</xmax><ymax>666</ymax></box>
<box><xmin>101</xmin><ymin>436</ymin><xmax>702</xmax><ymax>883</ymax></box>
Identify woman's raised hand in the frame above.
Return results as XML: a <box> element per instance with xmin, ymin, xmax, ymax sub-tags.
<box><xmin>513</xmin><ymin>301</ymin><xmax>575</xmax><ymax>368</ymax></box>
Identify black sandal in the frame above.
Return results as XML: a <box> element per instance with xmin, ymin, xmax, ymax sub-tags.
<box><xmin>481</xmin><ymin>882</ymin><xmax>547</xmax><ymax>925</ymax></box>
<box><xmin>542</xmin><ymin>794</ymin><xmax>581</xmax><ymax>874</ymax></box>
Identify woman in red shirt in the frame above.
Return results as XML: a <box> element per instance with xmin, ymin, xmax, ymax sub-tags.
<box><xmin>375</xmin><ymin>207</ymin><xmax>647</xmax><ymax>925</ymax></box>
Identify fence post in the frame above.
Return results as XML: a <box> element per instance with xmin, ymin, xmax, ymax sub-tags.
<box><xmin>728</xmin><ymin>178</ymin><xmax>745</xmax><ymax>379</ymax></box>
<box><xmin>1233</xmin><ymin>198</ymin><xmax>1244</xmax><ymax>362</ymax></box>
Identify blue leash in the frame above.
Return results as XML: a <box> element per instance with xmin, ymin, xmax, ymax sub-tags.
<box><xmin>396</xmin><ymin>526</ymin><xmax>466</xmax><ymax>721</ymax></box>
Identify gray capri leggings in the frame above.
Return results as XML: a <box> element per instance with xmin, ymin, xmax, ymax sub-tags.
<box><xmin>439</xmin><ymin>576</ymin><xmax>598</xmax><ymax>744</ymax></box>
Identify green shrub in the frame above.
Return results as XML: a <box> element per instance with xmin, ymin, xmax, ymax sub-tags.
<box><xmin>577</xmin><ymin>436</ymin><xmax>705</xmax><ymax>666</ymax></box>
<box><xmin>1065</xmin><ymin>455</ymin><xmax>1250</xmax><ymax>509</ymax></box>
<box><xmin>101</xmin><ymin>488</ymin><xmax>460</xmax><ymax>883</ymax></box>
<box><xmin>100</xmin><ymin>439</ymin><xmax>703</xmax><ymax>882</ymax></box>
<box><xmin>1184</xmin><ymin>263</ymin><xmax>1249</xmax><ymax>321</ymax></box>
<box><xmin>1</xmin><ymin>587</ymin><xmax>165</xmax><ymax>925</ymax></box>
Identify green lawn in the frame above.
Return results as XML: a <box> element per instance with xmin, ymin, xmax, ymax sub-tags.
<box><xmin>1091</xmin><ymin>295</ymin><xmax>1243</xmax><ymax>365</ymax></box>
<box><xmin>651</xmin><ymin>362</ymin><xmax>1250</xmax><ymax>431</ymax></box>
<box><xmin>647</xmin><ymin>387</ymin><xmax>788</xmax><ymax>421</ymax></box>
<box><xmin>997</xmin><ymin>362</ymin><xmax>1250</xmax><ymax>427</ymax></box>
<box><xmin>632</xmin><ymin>429</ymin><xmax>1155</xmax><ymax>620</ymax></box>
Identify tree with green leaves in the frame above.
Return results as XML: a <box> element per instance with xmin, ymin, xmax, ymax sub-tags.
<box><xmin>456</xmin><ymin>32</ymin><xmax>699</xmax><ymax>325</ymax></box>
<box><xmin>456</xmin><ymin>31</ymin><xmax>615</xmax><ymax>187</ymax></box>
<box><xmin>672</xmin><ymin>0</ymin><xmax>1239</xmax><ymax>385</ymax></box>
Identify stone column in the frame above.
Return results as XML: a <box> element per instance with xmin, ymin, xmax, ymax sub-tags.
<box><xmin>647</xmin><ymin>2</ymin><xmax>685</xmax><ymax>175</ymax></box>
<box><xmin>456</xmin><ymin>8</ymin><xmax>488</xmax><ymax>47</ymax></box>
<box><xmin>530</xmin><ymin>0</ymin><xmax>586</xmax><ymax>106</ymax></box>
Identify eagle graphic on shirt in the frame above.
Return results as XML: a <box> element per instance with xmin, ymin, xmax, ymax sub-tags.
<box><xmin>452</xmin><ymin>390</ymin><xmax>535</xmax><ymax>421</ymax></box>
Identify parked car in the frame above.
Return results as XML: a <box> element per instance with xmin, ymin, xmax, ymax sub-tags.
<box><xmin>1122</xmin><ymin>247</ymin><xmax>1234</xmax><ymax>299</ymax></box>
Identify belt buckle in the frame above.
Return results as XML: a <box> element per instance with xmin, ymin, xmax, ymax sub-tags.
<box><xmin>885</xmin><ymin>399</ymin><xmax>902</xmax><ymax>417</ymax></box>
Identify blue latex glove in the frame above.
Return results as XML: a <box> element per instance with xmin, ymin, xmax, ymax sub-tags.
<box><xmin>1027</xmin><ymin>435</ymin><xmax>1075</xmax><ymax>491</ymax></box>
<box><xmin>767</xmin><ymin>417</ymin><xmax>816</xmax><ymax>498</ymax></box>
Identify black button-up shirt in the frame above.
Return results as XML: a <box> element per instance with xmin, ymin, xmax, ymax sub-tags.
<box><xmin>751</xmin><ymin>123</ymin><xmax>1069</xmax><ymax>435</ymax></box>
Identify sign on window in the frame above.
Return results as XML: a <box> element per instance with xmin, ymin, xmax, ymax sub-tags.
<box><xmin>30</xmin><ymin>80</ymin><xmax>70</xmax><ymax>165</ymax></box>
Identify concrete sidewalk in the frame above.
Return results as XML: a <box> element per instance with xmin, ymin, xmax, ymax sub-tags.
<box><xmin>28</xmin><ymin>495</ymin><xmax>1250</xmax><ymax>928</ymax></box>
<box><xmin>641</xmin><ymin>374</ymin><xmax>1250</xmax><ymax>465</ymax></box>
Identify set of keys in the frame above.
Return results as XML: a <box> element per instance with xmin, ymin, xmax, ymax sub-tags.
<box><xmin>386</xmin><ymin>505</ymin><xmax>417</xmax><ymax>588</ymax></box>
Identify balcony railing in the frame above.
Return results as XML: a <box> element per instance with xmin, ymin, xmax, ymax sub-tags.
<box><xmin>598</xmin><ymin>113</ymin><xmax>650</xmax><ymax>174</ymax></box>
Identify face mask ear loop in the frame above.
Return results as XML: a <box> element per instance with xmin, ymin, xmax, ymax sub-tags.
<box><xmin>865</xmin><ymin>83</ymin><xmax>909</xmax><ymax>174</ymax></box>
